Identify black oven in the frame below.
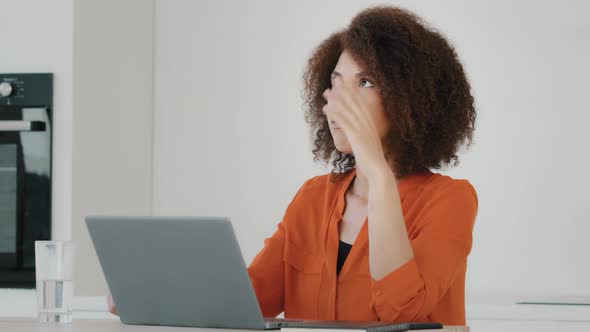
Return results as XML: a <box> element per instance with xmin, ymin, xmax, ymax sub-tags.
<box><xmin>0</xmin><ymin>73</ymin><xmax>52</xmax><ymax>288</ymax></box>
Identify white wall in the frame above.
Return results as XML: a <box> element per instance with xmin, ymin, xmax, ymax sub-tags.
<box><xmin>152</xmin><ymin>0</ymin><xmax>590</xmax><ymax>298</ymax></box>
<box><xmin>152</xmin><ymin>0</ymin><xmax>333</xmax><ymax>266</ymax></box>
<box><xmin>419</xmin><ymin>0</ymin><xmax>590</xmax><ymax>297</ymax></box>
<box><xmin>0</xmin><ymin>0</ymin><xmax>73</xmax><ymax>242</ymax></box>
<box><xmin>72</xmin><ymin>0</ymin><xmax>154</xmax><ymax>295</ymax></box>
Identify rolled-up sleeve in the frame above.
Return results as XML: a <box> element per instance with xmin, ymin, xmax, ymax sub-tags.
<box><xmin>369</xmin><ymin>181</ymin><xmax>478</xmax><ymax>322</ymax></box>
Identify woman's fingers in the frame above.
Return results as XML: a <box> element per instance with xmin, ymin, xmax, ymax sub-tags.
<box><xmin>324</xmin><ymin>103</ymin><xmax>357</xmax><ymax>136</ymax></box>
<box><xmin>329</xmin><ymin>85</ymin><xmax>367</xmax><ymax>126</ymax></box>
<box><xmin>323</xmin><ymin>87</ymin><xmax>362</xmax><ymax>132</ymax></box>
<box><xmin>328</xmin><ymin>111</ymin><xmax>352</xmax><ymax>135</ymax></box>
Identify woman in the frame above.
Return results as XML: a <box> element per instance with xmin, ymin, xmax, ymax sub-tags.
<box><xmin>110</xmin><ymin>5</ymin><xmax>477</xmax><ymax>326</ymax></box>
<box><xmin>246</xmin><ymin>6</ymin><xmax>477</xmax><ymax>325</ymax></box>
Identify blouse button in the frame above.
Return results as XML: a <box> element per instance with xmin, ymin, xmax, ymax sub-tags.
<box><xmin>375</xmin><ymin>289</ymin><xmax>383</xmax><ymax>296</ymax></box>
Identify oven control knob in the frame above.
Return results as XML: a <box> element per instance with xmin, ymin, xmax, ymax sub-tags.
<box><xmin>0</xmin><ymin>82</ymin><xmax>13</xmax><ymax>97</ymax></box>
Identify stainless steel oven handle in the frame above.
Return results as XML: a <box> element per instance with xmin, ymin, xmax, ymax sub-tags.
<box><xmin>0</xmin><ymin>120</ymin><xmax>46</xmax><ymax>132</ymax></box>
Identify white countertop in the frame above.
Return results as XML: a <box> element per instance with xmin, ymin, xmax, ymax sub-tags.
<box><xmin>0</xmin><ymin>319</ymin><xmax>470</xmax><ymax>332</ymax></box>
<box><xmin>465</xmin><ymin>293</ymin><xmax>590</xmax><ymax>322</ymax></box>
<box><xmin>2</xmin><ymin>289</ymin><xmax>590</xmax><ymax>331</ymax></box>
<box><xmin>0</xmin><ymin>289</ymin><xmax>113</xmax><ymax>319</ymax></box>
<box><xmin>0</xmin><ymin>318</ymin><xmax>590</xmax><ymax>332</ymax></box>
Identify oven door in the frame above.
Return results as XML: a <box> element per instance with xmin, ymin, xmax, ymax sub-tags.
<box><xmin>0</xmin><ymin>110</ymin><xmax>26</xmax><ymax>269</ymax></box>
<box><xmin>0</xmin><ymin>107</ymin><xmax>51</xmax><ymax>285</ymax></box>
<box><xmin>0</xmin><ymin>135</ymin><xmax>23</xmax><ymax>268</ymax></box>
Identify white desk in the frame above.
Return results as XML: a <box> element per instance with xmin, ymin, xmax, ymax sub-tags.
<box><xmin>0</xmin><ymin>319</ymin><xmax>467</xmax><ymax>332</ymax></box>
<box><xmin>5</xmin><ymin>318</ymin><xmax>590</xmax><ymax>332</ymax></box>
<box><xmin>2</xmin><ymin>291</ymin><xmax>590</xmax><ymax>331</ymax></box>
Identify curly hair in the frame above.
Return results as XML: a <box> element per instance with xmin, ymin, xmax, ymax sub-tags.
<box><xmin>303</xmin><ymin>6</ymin><xmax>476</xmax><ymax>179</ymax></box>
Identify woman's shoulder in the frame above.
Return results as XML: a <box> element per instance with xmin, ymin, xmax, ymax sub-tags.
<box><xmin>298</xmin><ymin>171</ymin><xmax>348</xmax><ymax>191</ymax></box>
<box><xmin>285</xmin><ymin>171</ymin><xmax>350</xmax><ymax>210</ymax></box>
<box><xmin>418</xmin><ymin>171</ymin><xmax>478</xmax><ymax>213</ymax></box>
<box><xmin>425</xmin><ymin>172</ymin><xmax>476</xmax><ymax>195</ymax></box>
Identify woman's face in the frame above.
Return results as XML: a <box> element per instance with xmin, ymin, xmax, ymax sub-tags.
<box><xmin>327</xmin><ymin>50</ymin><xmax>390</xmax><ymax>154</ymax></box>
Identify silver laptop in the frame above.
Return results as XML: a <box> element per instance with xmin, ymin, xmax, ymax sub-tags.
<box><xmin>86</xmin><ymin>216</ymin><xmax>442</xmax><ymax>331</ymax></box>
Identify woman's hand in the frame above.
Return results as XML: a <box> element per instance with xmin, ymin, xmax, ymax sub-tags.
<box><xmin>107</xmin><ymin>293</ymin><xmax>119</xmax><ymax>316</ymax></box>
<box><xmin>322</xmin><ymin>84</ymin><xmax>390</xmax><ymax>179</ymax></box>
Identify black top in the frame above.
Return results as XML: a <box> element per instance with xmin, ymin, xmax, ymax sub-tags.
<box><xmin>336</xmin><ymin>240</ymin><xmax>353</xmax><ymax>274</ymax></box>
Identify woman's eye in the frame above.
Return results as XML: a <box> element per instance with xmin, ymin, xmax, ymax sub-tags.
<box><xmin>359</xmin><ymin>79</ymin><xmax>374</xmax><ymax>88</ymax></box>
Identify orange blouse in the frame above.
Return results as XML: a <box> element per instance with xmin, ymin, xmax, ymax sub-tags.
<box><xmin>247</xmin><ymin>169</ymin><xmax>478</xmax><ymax>325</ymax></box>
